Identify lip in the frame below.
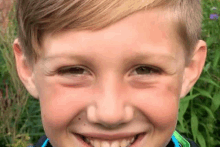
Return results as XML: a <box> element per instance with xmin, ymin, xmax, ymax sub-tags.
<box><xmin>74</xmin><ymin>132</ymin><xmax>147</xmax><ymax>147</ymax></box>
<box><xmin>76</xmin><ymin>132</ymin><xmax>144</xmax><ymax>140</ymax></box>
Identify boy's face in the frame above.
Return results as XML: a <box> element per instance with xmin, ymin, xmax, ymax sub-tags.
<box><xmin>14</xmin><ymin>10</ymin><xmax>206</xmax><ymax>147</ymax></box>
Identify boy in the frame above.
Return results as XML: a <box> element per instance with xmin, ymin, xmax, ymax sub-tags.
<box><xmin>13</xmin><ymin>0</ymin><xmax>207</xmax><ymax>147</ymax></box>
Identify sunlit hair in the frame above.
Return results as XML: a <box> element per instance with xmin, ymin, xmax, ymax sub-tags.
<box><xmin>16</xmin><ymin>0</ymin><xmax>202</xmax><ymax>66</ymax></box>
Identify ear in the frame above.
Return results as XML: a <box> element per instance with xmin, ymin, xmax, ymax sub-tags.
<box><xmin>13</xmin><ymin>39</ymin><xmax>39</xmax><ymax>99</ymax></box>
<box><xmin>180</xmin><ymin>40</ymin><xmax>207</xmax><ymax>98</ymax></box>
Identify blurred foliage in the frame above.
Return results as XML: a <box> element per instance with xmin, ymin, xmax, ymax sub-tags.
<box><xmin>176</xmin><ymin>0</ymin><xmax>220</xmax><ymax>147</ymax></box>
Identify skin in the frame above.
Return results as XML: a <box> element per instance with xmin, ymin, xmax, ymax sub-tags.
<box><xmin>13</xmin><ymin>10</ymin><xmax>207</xmax><ymax>147</ymax></box>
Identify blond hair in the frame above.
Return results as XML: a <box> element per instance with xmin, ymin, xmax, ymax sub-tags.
<box><xmin>16</xmin><ymin>0</ymin><xmax>202</xmax><ymax>66</ymax></box>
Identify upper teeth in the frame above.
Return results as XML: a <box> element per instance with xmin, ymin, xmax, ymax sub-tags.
<box><xmin>84</xmin><ymin>136</ymin><xmax>136</xmax><ymax>147</ymax></box>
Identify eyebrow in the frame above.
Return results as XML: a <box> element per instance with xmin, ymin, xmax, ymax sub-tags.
<box><xmin>123</xmin><ymin>52</ymin><xmax>176</xmax><ymax>64</ymax></box>
<box><xmin>44</xmin><ymin>54</ymin><xmax>91</xmax><ymax>62</ymax></box>
<box><xmin>43</xmin><ymin>51</ymin><xmax>176</xmax><ymax>62</ymax></box>
<box><xmin>43</xmin><ymin>53</ymin><xmax>177</xmax><ymax>70</ymax></box>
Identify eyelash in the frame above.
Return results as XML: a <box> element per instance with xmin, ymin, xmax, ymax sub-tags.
<box><xmin>57</xmin><ymin>66</ymin><xmax>88</xmax><ymax>75</ymax></box>
<box><xmin>56</xmin><ymin>65</ymin><xmax>162</xmax><ymax>76</ymax></box>
<box><xmin>132</xmin><ymin>65</ymin><xmax>162</xmax><ymax>75</ymax></box>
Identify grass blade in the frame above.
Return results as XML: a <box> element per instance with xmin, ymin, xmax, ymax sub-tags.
<box><xmin>191</xmin><ymin>110</ymin><xmax>198</xmax><ymax>142</ymax></box>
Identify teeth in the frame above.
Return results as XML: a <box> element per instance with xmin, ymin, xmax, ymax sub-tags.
<box><xmin>93</xmin><ymin>140</ymin><xmax>100</xmax><ymax>147</ymax></box>
<box><xmin>84</xmin><ymin>136</ymin><xmax>136</xmax><ymax>147</ymax></box>
<box><xmin>111</xmin><ymin>141</ymin><xmax>119</xmax><ymax>147</ymax></box>
<box><xmin>131</xmin><ymin>137</ymin><xmax>134</xmax><ymax>143</ymax></box>
<box><xmin>90</xmin><ymin>140</ymin><xmax>94</xmax><ymax>145</ymax></box>
<box><xmin>101</xmin><ymin>141</ymin><xmax>110</xmax><ymax>147</ymax></box>
<box><xmin>120</xmin><ymin>139</ymin><xmax>128</xmax><ymax>147</ymax></box>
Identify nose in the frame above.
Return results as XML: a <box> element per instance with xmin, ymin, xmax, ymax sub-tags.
<box><xmin>87</xmin><ymin>75</ymin><xmax>134</xmax><ymax>128</ymax></box>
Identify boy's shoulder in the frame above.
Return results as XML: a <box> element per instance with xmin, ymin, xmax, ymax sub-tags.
<box><xmin>174</xmin><ymin>130</ymin><xmax>200</xmax><ymax>147</ymax></box>
<box><xmin>34</xmin><ymin>130</ymin><xmax>200</xmax><ymax>147</ymax></box>
<box><xmin>34</xmin><ymin>135</ymin><xmax>52</xmax><ymax>147</ymax></box>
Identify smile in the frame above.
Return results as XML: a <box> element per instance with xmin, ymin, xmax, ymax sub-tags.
<box><xmin>74</xmin><ymin>132</ymin><xmax>146</xmax><ymax>147</ymax></box>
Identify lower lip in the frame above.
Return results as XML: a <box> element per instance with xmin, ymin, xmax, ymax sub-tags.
<box><xmin>74</xmin><ymin>133</ymin><xmax>146</xmax><ymax>147</ymax></box>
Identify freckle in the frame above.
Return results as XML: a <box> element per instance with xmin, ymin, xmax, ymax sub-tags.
<box><xmin>78</xmin><ymin>118</ymin><xmax>81</xmax><ymax>120</ymax></box>
<box><xmin>84</xmin><ymin>124</ymin><xmax>86</xmax><ymax>126</ymax></box>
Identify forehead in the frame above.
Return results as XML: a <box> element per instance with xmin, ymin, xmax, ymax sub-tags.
<box><xmin>41</xmin><ymin>10</ymin><xmax>180</xmax><ymax>62</ymax></box>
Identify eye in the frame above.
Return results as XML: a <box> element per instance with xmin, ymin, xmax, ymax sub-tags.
<box><xmin>132</xmin><ymin>65</ymin><xmax>162</xmax><ymax>75</ymax></box>
<box><xmin>57</xmin><ymin>66</ymin><xmax>89</xmax><ymax>76</ymax></box>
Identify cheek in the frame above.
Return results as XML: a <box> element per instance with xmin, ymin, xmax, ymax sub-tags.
<box><xmin>37</xmin><ymin>81</ymin><xmax>88</xmax><ymax>130</ymax></box>
<box><xmin>132</xmin><ymin>80</ymin><xmax>181</xmax><ymax>129</ymax></box>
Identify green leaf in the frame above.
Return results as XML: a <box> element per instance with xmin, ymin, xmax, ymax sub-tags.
<box><xmin>194</xmin><ymin>88</ymin><xmax>212</xmax><ymax>99</ymax></box>
<box><xmin>197</xmin><ymin>131</ymin><xmax>206</xmax><ymax>147</ymax></box>
<box><xmin>197</xmin><ymin>104</ymin><xmax>216</xmax><ymax>120</ymax></box>
<box><xmin>210</xmin><ymin>92</ymin><xmax>220</xmax><ymax>112</ymax></box>
<box><xmin>179</xmin><ymin>100</ymin><xmax>190</xmax><ymax>117</ymax></box>
<box><xmin>213</xmin><ymin>48</ymin><xmax>220</xmax><ymax>68</ymax></box>
<box><xmin>198</xmin><ymin>77</ymin><xmax>220</xmax><ymax>88</ymax></box>
<box><xmin>176</xmin><ymin>124</ymin><xmax>189</xmax><ymax>134</ymax></box>
<box><xmin>178</xmin><ymin>100</ymin><xmax>190</xmax><ymax>126</ymax></box>
<box><xmin>180</xmin><ymin>94</ymin><xmax>200</xmax><ymax>102</ymax></box>
<box><xmin>200</xmin><ymin>122</ymin><xmax>211</xmax><ymax>141</ymax></box>
<box><xmin>206</xmin><ymin>37</ymin><xmax>216</xmax><ymax>47</ymax></box>
<box><xmin>191</xmin><ymin>110</ymin><xmax>198</xmax><ymax>142</ymax></box>
<box><xmin>203</xmin><ymin>62</ymin><xmax>211</xmax><ymax>72</ymax></box>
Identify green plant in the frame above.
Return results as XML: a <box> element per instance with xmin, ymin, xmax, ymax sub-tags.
<box><xmin>0</xmin><ymin>4</ymin><xmax>34</xmax><ymax>147</ymax></box>
<box><xmin>176</xmin><ymin>1</ymin><xmax>220</xmax><ymax>147</ymax></box>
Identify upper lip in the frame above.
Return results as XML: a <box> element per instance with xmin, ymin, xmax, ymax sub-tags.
<box><xmin>76</xmin><ymin>132</ymin><xmax>144</xmax><ymax>140</ymax></box>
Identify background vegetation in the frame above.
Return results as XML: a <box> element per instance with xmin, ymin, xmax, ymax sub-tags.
<box><xmin>0</xmin><ymin>0</ymin><xmax>220</xmax><ymax>147</ymax></box>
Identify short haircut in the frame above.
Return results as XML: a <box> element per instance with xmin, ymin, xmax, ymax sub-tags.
<box><xmin>16</xmin><ymin>0</ymin><xmax>202</xmax><ymax>66</ymax></box>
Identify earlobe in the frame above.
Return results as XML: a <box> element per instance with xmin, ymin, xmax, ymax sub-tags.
<box><xmin>13</xmin><ymin>39</ymin><xmax>39</xmax><ymax>99</ymax></box>
<box><xmin>180</xmin><ymin>40</ymin><xmax>207</xmax><ymax>98</ymax></box>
